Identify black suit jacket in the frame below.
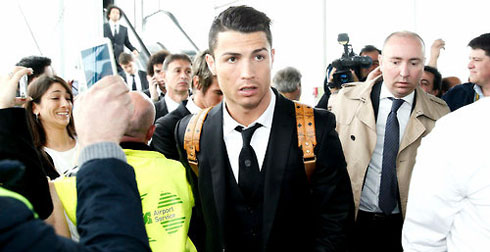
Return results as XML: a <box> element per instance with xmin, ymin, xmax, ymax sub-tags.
<box><xmin>154</xmin><ymin>98</ymin><xmax>169</xmax><ymax>122</ymax></box>
<box><xmin>151</xmin><ymin>101</ymin><xmax>190</xmax><ymax>161</ymax></box>
<box><xmin>176</xmin><ymin>90</ymin><xmax>354</xmax><ymax>251</ymax></box>
<box><xmin>103</xmin><ymin>23</ymin><xmax>136</xmax><ymax>62</ymax></box>
<box><xmin>119</xmin><ymin>70</ymin><xmax>149</xmax><ymax>91</ymax></box>
<box><xmin>442</xmin><ymin>82</ymin><xmax>475</xmax><ymax>111</ymax></box>
<box><xmin>0</xmin><ymin>108</ymin><xmax>52</xmax><ymax>219</ymax></box>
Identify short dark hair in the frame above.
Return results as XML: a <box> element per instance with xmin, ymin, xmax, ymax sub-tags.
<box><xmin>118</xmin><ymin>52</ymin><xmax>134</xmax><ymax>65</ymax></box>
<box><xmin>146</xmin><ymin>50</ymin><xmax>170</xmax><ymax>76</ymax></box>
<box><xmin>208</xmin><ymin>5</ymin><xmax>272</xmax><ymax>54</ymax></box>
<box><xmin>15</xmin><ymin>56</ymin><xmax>52</xmax><ymax>84</ymax></box>
<box><xmin>106</xmin><ymin>5</ymin><xmax>122</xmax><ymax>20</ymax></box>
<box><xmin>162</xmin><ymin>54</ymin><xmax>192</xmax><ymax>71</ymax></box>
<box><xmin>360</xmin><ymin>45</ymin><xmax>381</xmax><ymax>55</ymax></box>
<box><xmin>468</xmin><ymin>33</ymin><xmax>490</xmax><ymax>57</ymax></box>
<box><xmin>192</xmin><ymin>49</ymin><xmax>215</xmax><ymax>94</ymax></box>
<box><xmin>424</xmin><ymin>65</ymin><xmax>442</xmax><ymax>91</ymax></box>
<box><xmin>273</xmin><ymin>67</ymin><xmax>302</xmax><ymax>93</ymax></box>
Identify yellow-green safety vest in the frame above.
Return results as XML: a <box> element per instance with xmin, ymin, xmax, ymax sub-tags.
<box><xmin>54</xmin><ymin>149</ymin><xmax>196</xmax><ymax>252</ymax></box>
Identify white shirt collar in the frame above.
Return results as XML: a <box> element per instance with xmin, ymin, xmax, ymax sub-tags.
<box><xmin>185</xmin><ymin>96</ymin><xmax>202</xmax><ymax>114</ymax></box>
<box><xmin>380</xmin><ymin>82</ymin><xmax>415</xmax><ymax>106</ymax></box>
<box><xmin>473</xmin><ymin>84</ymin><xmax>486</xmax><ymax>99</ymax></box>
<box><xmin>223</xmin><ymin>88</ymin><xmax>276</xmax><ymax>135</ymax></box>
<box><xmin>165</xmin><ymin>94</ymin><xmax>183</xmax><ymax>113</ymax></box>
<box><xmin>109</xmin><ymin>20</ymin><xmax>119</xmax><ymax>27</ymax></box>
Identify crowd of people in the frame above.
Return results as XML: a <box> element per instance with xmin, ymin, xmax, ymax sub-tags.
<box><xmin>1</xmin><ymin>4</ymin><xmax>490</xmax><ymax>252</ymax></box>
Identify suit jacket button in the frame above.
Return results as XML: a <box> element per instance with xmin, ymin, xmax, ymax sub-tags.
<box><xmin>350</xmin><ymin>135</ymin><xmax>356</xmax><ymax>141</ymax></box>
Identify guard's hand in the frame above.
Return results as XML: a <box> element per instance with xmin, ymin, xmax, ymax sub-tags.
<box><xmin>0</xmin><ymin>67</ymin><xmax>33</xmax><ymax>109</ymax></box>
<box><xmin>73</xmin><ymin>75</ymin><xmax>133</xmax><ymax>147</ymax></box>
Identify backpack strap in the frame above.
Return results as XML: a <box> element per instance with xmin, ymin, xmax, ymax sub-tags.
<box><xmin>183</xmin><ymin>107</ymin><xmax>213</xmax><ymax>176</ymax></box>
<box><xmin>294</xmin><ymin>102</ymin><xmax>317</xmax><ymax>183</ymax></box>
<box><xmin>183</xmin><ymin>103</ymin><xmax>317</xmax><ymax>183</ymax></box>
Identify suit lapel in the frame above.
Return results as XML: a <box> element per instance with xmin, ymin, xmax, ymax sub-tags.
<box><xmin>399</xmin><ymin>88</ymin><xmax>428</xmax><ymax>153</ymax></box>
<box><xmin>201</xmin><ymin>103</ymin><xmax>227</xmax><ymax>233</ymax></box>
<box><xmin>262</xmin><ymin>91</ymin><xmax>294</xmax><ymax>244</ymax></box>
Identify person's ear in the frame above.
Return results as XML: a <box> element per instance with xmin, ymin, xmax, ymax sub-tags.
<box><xmin>193</xmin><ymin>76</ymin><xmax>201</xmax><ymax>90</ymax></box>
<box><xmin>205</xmin><ymin>54</ymin><xmax>216</xmax><ymax>76</ymax></box>
<box><xmin>32</xmin><ymin>103</ymin><xmax>40</xmax><ymax>115</ymax></box>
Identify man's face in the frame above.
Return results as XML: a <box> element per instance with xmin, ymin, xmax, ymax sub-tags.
<box><xmin>206</xmin><ymin>31</ymin><xmax>274</xmax><ymax>113</ymax></box>
<box><xmin>201</xmin><ymin>77</ymin><xmax>223</xmax><ymax>108</ymax></box>
<box><xmin>360</xmin><ymin>50</ymin><xmax>380</xmax><ymax>79</ymax></box>
<box><xmin>379</xmin><ymin>35</ymin><xmax>425</xmax><ymax>98</ymax></box>
<box><xmin>420</xmin><ymin>71</ymin><xmax>438</xmax><ymax>95</ymax></box>
<box><xmin>164</xmin><ymin>59</ymin><xmax>192</xmax><ymax>94</ymax></box>
<box><xmin>121</xmin><ymin>61</ymin><xmax>136</xmax><ymax>75</ymax></box>
<box><xmin>153</xmin><ymin>63</ymin><xmax>165</xmax><ymax>90</ymax></box>
<box><xmin>468</xmin><ymin>48</ymin><xmax>490</xmax><ymax>87</ymax></box>
<box><xmin>109</xmin><ymin>8</ymin><xmax>120</xmax><ymax>22</ymax></box>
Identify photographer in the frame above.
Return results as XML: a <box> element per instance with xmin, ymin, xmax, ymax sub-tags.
<box><xmin>316</xmin><ymin>34</ymin><xmax>375</xmax><ymax>111</ymax></box>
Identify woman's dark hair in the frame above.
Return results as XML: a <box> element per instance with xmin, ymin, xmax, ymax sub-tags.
<box><xmin>25</xmin><ymin>75</ymin><xmax>76</xmax><ymax>150</ymax></box>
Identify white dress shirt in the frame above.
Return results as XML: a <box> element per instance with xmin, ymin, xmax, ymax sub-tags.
<box><xmin>185</xmin><ymin>97</ymin><xmax>202</xmax><ymax>114</ymax></box>
<box><xmin>164</xmin><ymin>94</ymin><xmax>182</xmax><ymax>114</ymax></box>
<box><xmin>359</xmin><ymin>82</ymin><xmax>414</xmax><ymax>214</ymax></box>
<box><xmin>125</xmin><ymin>72</ymin><xmax>143</xmax><ymax>92</ymax></box>
<box><xmin>403</xmin><ymin>97</ymin><xmax>490</xmax><ymax>252</ymax></box>
<box><xmin>109</xmin><ymin>20</ymin><xmax>119</xmax><ymax>36</ymax></box>
<box><xmin>223</xmin><ymin>89</ymin><xmax>276</xmax><ymax>183</ymax></box>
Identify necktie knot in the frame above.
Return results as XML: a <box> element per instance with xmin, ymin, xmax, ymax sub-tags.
<box><xmin>235</xmin><ymin>123</ymin><xmax>262</xmax><ymax>147</ymax></box>
<box><xmin>390</xmin><ymin>98</ymin><xmax>404</xmax><ymax>113</ymax></box>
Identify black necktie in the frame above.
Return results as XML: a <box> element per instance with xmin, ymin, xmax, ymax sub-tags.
<box><xmin>114</xmin><ymin>25</ymin><xmax>118</xmax><ymax>36</ymax></box>
<box><xmin>131</xmin><ymin>74</ymin><xmax>136</xmax><ymax>91</ymax></box>
<box><xmin>379</xmin><ymin>98</ymin><xmax>404</xmax><ymax>215</ymax></box>
<box><xmin>235</xmin><ymin>123</ymin><xmax>262</xmax><ymax>201</ymax></box>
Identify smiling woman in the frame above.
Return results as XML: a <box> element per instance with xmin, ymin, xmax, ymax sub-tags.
<box><xmin>25</xmin><ymin>75</ymin><xmax>78</xmax><ymax>179</ymax></box>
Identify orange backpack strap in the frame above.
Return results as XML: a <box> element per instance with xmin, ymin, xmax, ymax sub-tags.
<box><xmin>294</xmin><ymin>102</ymin><xmax>317</xmax><ymax>183</ymax></box>
<box><xmin>183</xmin><ymin>107</ymin><xmax>213</xmax><ymax>176</ymax></box>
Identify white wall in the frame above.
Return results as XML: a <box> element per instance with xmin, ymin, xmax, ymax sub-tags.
<box><xmin>0</xmin><ymin>0</ymin><xmax>102</xmax><ymax>80</ymax></box>
<box><xmin>2</xmin><ymin>0</ymin><xmax>490</xmax><ymax>106</ymax></box>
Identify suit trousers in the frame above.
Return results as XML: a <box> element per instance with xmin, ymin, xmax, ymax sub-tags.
<box><xmin>351</xmin><ymin>210</ymin><xmax>403</xmax><ymax>252</ymax></box>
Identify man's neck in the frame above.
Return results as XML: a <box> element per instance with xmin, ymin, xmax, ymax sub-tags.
<box><xmin>167</xmin><ymin>90</ymin><xmax>189</xmax><ymax>103</ymax></box>
<box><xmin>479</xmin><ymin>83</ymin><xmax>490</xmax><ymax>96</ymax></box>
<box><xmin>225</xmin><ymin>90</ymin><xmax>272</xmax><ymax>127</ymax></box>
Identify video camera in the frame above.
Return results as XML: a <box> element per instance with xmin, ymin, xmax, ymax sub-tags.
<box><xmin>329</xmin><ymin>33</ymin><xmax>372</xmax><ymax>89</ymax></box>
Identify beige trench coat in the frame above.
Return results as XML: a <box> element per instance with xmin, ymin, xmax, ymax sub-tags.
<box><xmin>331</xmin><ymin>80</ymin><xmax>450</xmax><ymax>217</ymax></box>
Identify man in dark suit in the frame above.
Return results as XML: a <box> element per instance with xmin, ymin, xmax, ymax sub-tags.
<box><xmin>145</xmin><ymin>50</ymin><xmax>170</xmax><ymax>101</ymax></box>
<box><xmin>0</xmin><ymin>68</ymin><xmax>150</xmax><ymax>251</ymax></box>
<box><xmin>151</xmin><ymin>49</ymin><xmax>222</xmax><ymax>161</ymax></box>
<box><xmin>118</xmin><ymin>52</ymin><xmax>149</xmax><ymax>92</ymax></box>
<box><xmin>103</xmin><ymin>5</ymin><xmax>138</xmax><ymax>71</ymax></box>
<box><xmin>442</xmin><ymin>33</ymin><xmax>490</xmax><ymax>111</ymax></box>
<box><xmin>153</xmin><ymin>54</ymin><xmax>191</xmax><ymax>121</ymax></box>
<box><xmin>175</xmin><ymin>6</ymin><xmax>354</xmax><ymax>251</ymax></box>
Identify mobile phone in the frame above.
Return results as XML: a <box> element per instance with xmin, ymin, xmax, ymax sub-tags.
<box><xmin>18</xmin><ymin>75</ymin><xmax>28</xmax><ymax>98</ymax></box>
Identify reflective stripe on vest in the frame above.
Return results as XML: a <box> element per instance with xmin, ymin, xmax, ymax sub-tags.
<box><xmin>0</xmin><ymin>187</ymin><xmax>38</xmax><ymax>219</ymax></box>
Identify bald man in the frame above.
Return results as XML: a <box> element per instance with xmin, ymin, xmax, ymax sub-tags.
<box><xmin>55</xmin><ymin>92</ymin><xmax>196</xmax><ymax>251</ymax></box>
<box><xmin>331</xmin><ymin>31</ymin><xmax>449</xmax><ymax>251</ymax></box>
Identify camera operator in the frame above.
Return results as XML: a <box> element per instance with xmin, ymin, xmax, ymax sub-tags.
<box><xmin>359</xmin><ymin>45</ymin><xmax>381</xmax><ymax>81</ymax></box>
<box><xmin>316</xmin><ymin>34</ymin><xmax>373</xmax><ymax>111</ymax></box>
